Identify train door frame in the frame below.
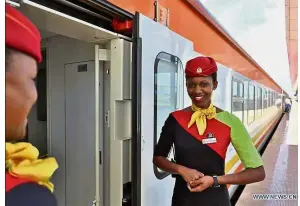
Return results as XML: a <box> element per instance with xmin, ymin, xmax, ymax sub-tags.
<box><xmin>12</xmin><ymin>1</ymin><xmax>133</xmax><ymax>206</ymax></box>
<box><xmin>131</xmin><ymin>12</ymin><xmax>195</xmax><ymax>206</ymax></box>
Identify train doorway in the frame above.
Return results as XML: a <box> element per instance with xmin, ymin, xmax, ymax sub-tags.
<box><xmin>16</xmin><ymin>1</ymin><xmax>131</xmax><ymax>206</ymax></box>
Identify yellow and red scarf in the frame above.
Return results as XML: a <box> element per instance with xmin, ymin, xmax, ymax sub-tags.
<box><xmin>5</xmin><ymin>142</ymin><xmax>58</xmax><ymax>192</ymax></box>
<box><xmin>188</xmin><ymin>103</ymin><xmax>217</xmax><ymax>135</ymax></box>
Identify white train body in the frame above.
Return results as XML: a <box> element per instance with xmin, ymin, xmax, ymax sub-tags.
<box><xmin>10</xmin><ymin>1</ymin><xmax>285</xmax><ymax>206</ymax></box>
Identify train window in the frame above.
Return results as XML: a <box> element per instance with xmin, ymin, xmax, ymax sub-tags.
<box><xmin>233</xmin><ymin>81</ymin><xmax>238</xmax><ymax>96</ymax></box>
<box><xmin>231</xmin><ymin>79</ymin><xmax>244</xmax><ymax>122</ymax></box>
<box><xmin>153</xmin><ymin>52</ymin><xmax>184</xmax><ymax>178</ymax></box>
<box><xmin>232</xmin><ymin>81</ymin><xmax>244</xmax><ymax>97</ymax></box>
<box><xmin>270</xmin><ymin>92</ymin><xmax>272</xmax><ymax>106</ymax></box>
<box><xmin>263</xmin><ymin>89</ymin><xmax>268</xmax><ymax>112</ymax></box>
<box><xmin>257</xmin><ymin>87</ymin><xmax>263</xmax><ymax>117</ymax></box>
<box><xmin>268</xmin><ymin>90</ymin><xmax>272</xmax><ymax>107</ymax></box>
<box><xmin>248</xmin><ymin>84</ymin><xmax>255</xmax><ymax>124</ymax></box>
<box><xmin>275</xmin><ymin>93</ymin><xmax>282</xmax><ymax>108</ymax></box>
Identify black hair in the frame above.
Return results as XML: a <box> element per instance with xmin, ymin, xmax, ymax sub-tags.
<box><xmin>5</xmin><ymin>46</ymin><xmax>15</xmax><ymax>71</ymax></box>
<box><xmin>211</xmin><ymin>72</ymin><xmax>217</xmax><ymax>82</ymax></box>
<box><xmin>185</xmin><ymin>72</ymin><xmax>218</xmax><ymax>82</ymax></box>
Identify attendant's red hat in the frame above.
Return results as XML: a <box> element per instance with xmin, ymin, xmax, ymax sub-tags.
<box><xmin>5</xmin><ymin>3</ymin><xmax>42</xmax><ymax>63</ymax></box>
<box><xmin>185</xmin><ymin>56</ymin><xmax>217</xmax><ymax>77</ymax></box>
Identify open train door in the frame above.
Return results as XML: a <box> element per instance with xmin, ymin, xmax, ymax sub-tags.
<box><xmin>131</xmin><ymin>12</ymin><xmax>194</xmax><ymax>206</ymax></box>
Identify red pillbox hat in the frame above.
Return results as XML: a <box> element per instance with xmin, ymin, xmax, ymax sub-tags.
<box><xmin>185</xmin><ymin>56</ymin><xmax>217</xmax><ymax>77</ymax></box>
<box><xmin>5</xmin><ymin>3</ymin><xmax>42</xmax><ymax>63</ymax></box>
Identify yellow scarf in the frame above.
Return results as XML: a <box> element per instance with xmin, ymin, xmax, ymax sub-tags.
<box><xmin>188</xmin><ymin>103</ymin><xmax>217</xmax><ymax>135</ymax></box>
<box><xmin>5</xmin><ymin>142</ymin><xmax>58</xmax><ymax>192</ymax></box>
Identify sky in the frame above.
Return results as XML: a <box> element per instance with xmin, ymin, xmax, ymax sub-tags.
<box><xmin>198</xmin><ymin>0</ymin><xmax>293</xmax><ymax>95</ymax></box>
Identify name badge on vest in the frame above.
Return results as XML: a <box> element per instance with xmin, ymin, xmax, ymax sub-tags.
<box><xmin>202</xmin><ymin>133</ymin><xmax>217</xmax><ymax>144</ymax></box>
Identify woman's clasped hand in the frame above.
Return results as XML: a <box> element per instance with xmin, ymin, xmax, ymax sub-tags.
<box><xmin>179</xmin><ymin>166</ymin><xmax>214</xmax><ymax>192</ymax></box>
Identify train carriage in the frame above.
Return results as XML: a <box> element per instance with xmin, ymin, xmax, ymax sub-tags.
<box><xmin>6</xmin><ymin>0</ymin><xmax>287</xmax><ymax>206</ymax></box>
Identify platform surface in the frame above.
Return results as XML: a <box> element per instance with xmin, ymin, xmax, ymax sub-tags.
<box><xmin>236</xmin><ymin>101</ymin><xmax>298</xmax><ymax>206</ymax></box>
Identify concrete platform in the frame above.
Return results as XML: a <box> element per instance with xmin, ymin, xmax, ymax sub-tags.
<box><xmin>236</xmin><ymin>101</ymin><xmax>298</xmax><ymax>206</ymax></box>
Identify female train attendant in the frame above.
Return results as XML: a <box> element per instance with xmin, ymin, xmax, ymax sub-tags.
<box><xmin>5</xmin><ymin>3</ymin><xmax>58</xmax><ymax>205</ymax></box>
<box><xmin>153</xmin><ymin>56</ymin><xmax>265</xmax><ymax>206</ymax></box>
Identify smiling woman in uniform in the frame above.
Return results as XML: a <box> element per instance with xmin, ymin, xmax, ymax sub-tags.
<box><xmin>153</xmin><ymin>56</ymin><xmax>265</xmax><ymax>206</ymax></box>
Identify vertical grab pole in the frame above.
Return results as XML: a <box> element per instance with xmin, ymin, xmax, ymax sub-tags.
<box><xmin>95</xmin><ymin>45</ymin><xmax>100</xmax><ymax>206</ymax></box>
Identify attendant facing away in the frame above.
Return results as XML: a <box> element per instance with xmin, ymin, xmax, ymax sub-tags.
<box><xmin>5</xmin><ymin>3</ymin><xmax>58</xmax><ymax>206</ymax></box>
